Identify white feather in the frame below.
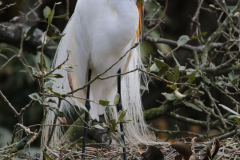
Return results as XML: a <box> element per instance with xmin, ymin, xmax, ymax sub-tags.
<box><xmin>42</xmin><ymin>0</ymin><xmax>158</xmax><ymax>148</ymax></box>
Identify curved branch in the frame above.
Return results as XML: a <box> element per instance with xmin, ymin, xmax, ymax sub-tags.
<box><xmin>145</xmin><ymin>36</ymin><xmax>225</xmax><ymax>52</ymax></box>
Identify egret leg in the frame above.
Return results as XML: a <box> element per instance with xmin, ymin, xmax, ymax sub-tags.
<box><xmin>82</xmin><ymin>69</ymin><xmax>92</xmax><ymax>160</ymax></box>
<box><xmin>117</xmin><ymin>69</ymin><xmax>127</xmax><ymax>160</ymax></box>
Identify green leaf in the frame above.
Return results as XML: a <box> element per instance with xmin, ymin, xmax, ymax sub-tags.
<box><xmin>228</xmin><ymin>115</ymin><xmax>240</xmax><ymax>120</ymax></box>
<box><xmin>118</xmin><ymin>110</ymin><xmax>127</xmax><ymax>122</ymax></box>
<box><xmin>215</xmin><ymin>81</ymin><xmax>225</xmax><ymax>86</ymax></box>
<box><xmin>166</xmin><ymin>84</ymin><xmax>177</xmax><ymax>90</ymax></box>
<box><xmin>177</xmin><ymin>35</ymin><xmax>190</xmax><ymax>46</ymax></box>
<box><xmin>174</xmin><ymin>90</ymin><xmax>186</xmax><ymax>99</ymax></box>
<box><xmin>115</xmin><ymin>134</ymin><xmax>125</xmax><ymax>148</ymax></box>
<box><xmin>219</xmin><ymin>104</ymin><xmax>239</xmax><ymax>115</ymax></box>
<box><xmin>67</xmin><ymin>49</ymin><xmax>72</xmax><ymax>54</ymax></box>
<box><xmin>0</xmin><ymin>53</ymin><xmax>8</xmax><ymax>60</ymax></box>
<box><xmin>99</xmin><ymin>100</ymin><xmax>110</xmax><ymax>106</ymax></box>
<box><xmin>24</xmin><ymin>64</ymin><xmax>38</xmax><ymax>75</ymax></box>
<box><xmin>228</xmin><ymin>115</ymin><xmax>240</xmax><ymax>125</ymax></box>
<box><xmin>228</xmin><ymin>71</ymin><xmax>235</xmax><ymax>81</ymax></box>
<box><xmin>10</xmin><ymin>134</ymin><xmax>33</xmax><ymax>153</ymax></box>
<box><xmin>54</xmin><ymin>13</ymin><xmax>70</xmax><ymax>18</ymax></box>
<box><xmin>25</xmin><ymin>25</ymin><xmax>36</xmax><ymax>39</ymax></box>
<box><xmin>52</xmin><ymin>74</ymin><xmax>64</xmax><ymax>78</ymax></box>
<box><xmin>165</xmin><ymin>71</ymin><xmax>175</xmax><ymax>82</ymax></box>
<box><xmin>154</xmin><ymin>58</ymin><xmax>168</xmax><ymax>69</ymax></box>
<box><xmin>159</xmin><ymin>66</ymin><xmax>169</xmax><ymax>76</ymax></box>
<box><xmin>183</xmin><ymin>102</ymin><xmax>202</xmax><ymax>112</ymax></box>
<box><xmin>43</xmin><ymin>6</ymin><xmax>51</xmax><ymax>19</ymax></box>
<box><xmin>114</xmin><ymin>93</ymin><xmax>120</xmax><ymax>105</ymax></box>
<box><xmin>197</xmin><ymin>91</ymin><xmax>205</xmax><ymax>96</ymax></box>
<box><xmin>150</xmin><ymin>63</ymin><xmax>160</xmax><ymax>72</ymax></box>
<box><xmin>93</xmin><ymin>124</ymin><xmax>104</xmax><ymax>130</ymax></box>
<box><xmin>29</xmin><ymin>93</ymin><xmax>43</xmax><ymax>104</ymax></box>
<box><xmin>41</xmin><ymin>31</ymin><xmax>47</xmax><ymax>44</ymax></box>
<box><xmin>191</xmin><ymin>32</ymin><xmax>207</xmax><ymax>40</ymax></box>
<box><xmin>47</xmin><ymin>87</ymin><xmax>61</xmax><ymax>97</ymax></box>
<box><xmin>189</xmin><ymin>71</ymin><xmax>197</xmax><ymax>83</ymax></box>
<box><xmin>231</xmin><ymin>78</ymin><xmax>238</xmax><ymax>85</ymax></box>
<box><xmin>47</xmin><ymin>99</ymin><xmax>56</xmax><ymax>104</ymax></box>
<box><xmin>49</xmin><ymin>107</ymin><xmax>65</xmax><ymax>117</ymax></box>
<box><xmin>118</xmin><ymin>131</ymin><xmax>125</xmax><ymax>136</ymax></box>
<box><xmin>234</xmin><ymin>117</ymin><xmax>240</xmax><ymax>125</ymax></box>
<box><xmin>62</xmin><ymin>65</ymin><xmax>73</xmax><ymax>72</ymax></box>
<box><xmin>105</xmin><ymin>106</ymin><xmax>110</xmax><ymax>115</ymax></box>
<box><xmin>162</xmin><ymin>93</ymin><xmax>176</xmax><ymax>101</ymax></box>
<box><xmin>54</xmin><ymin>110</ymin><xmax>64</xmax><ymax>117</ymax></box>
<box><xmin>44</xmin><ymin>81</ymin><xmax>53</xmax><ymax>88</ymax></box>
<box><xmin>179</xmin><ymin>66</ymin><xmax>186</xmax><ymax>71</ymax></box>
<box><xmin>74</xmin><ymin>98</ymin><xmax>89</xmax><ymax>113</ymax></box>
<box><xmin>109</xmin><ymin>119</ymin><xmax>117</xmax><ymax>130</ymax></box>
<box><xmin>51</xmin><ymin>79</ymin><xmax>60</xmax><ymax>88</ymax></box>
<box><xmin>185</xmin><ymin>68</ymin><xmax>196</xmax><ymax>75</ymax></box>
<box><xmin>42</xmin><ymin>150</ymin><xmax>53</xmax><ymax>160</ymax></box>
<box><xmin>174</xmin><ymin>65</ymin><xmax>180</xmax><ymax>82</ymax></box>
<box><xmin>55</xmin><ymin>2</ymin><xmax>62</xmax><ymax>5</ymax></box>
<box><xmin>48</xmin><ymin>8</ymin><xmax>55</xmax><ymax>25</ymax></box>
<box><xmin>49</xmin><ymin>33</ymin><xmax>66</xmax><ymax>41</ymax></box>
<box><xmin>225</xmin><ymin>82</ymin><xmax>234</xmax><ymax>87</ymax></box>
<box><xmin>119</xmin><ymin>120</ymin><xmax>131</xmax><ymax>123</ymax></box>
<box><xmin>88</xmin><ymin>120</ymin><xmax>92</xmax><ymax>126</ymax></box>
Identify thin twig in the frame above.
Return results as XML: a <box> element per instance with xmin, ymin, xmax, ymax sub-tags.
<box><xmin>68</xmin><ymin>43</ymin><xmax>139</xmax><ymax>95</ymax></box>
<box><xmin>0</xmin><ymin>90</ymin><xmax>19</xmax><ymax>117</ymax></box>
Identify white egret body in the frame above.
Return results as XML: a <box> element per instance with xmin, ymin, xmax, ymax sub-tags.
<box><xmin>43</xmin><ymin>0</ymin><xmax>156</xmax><ymax>147</ymax></box>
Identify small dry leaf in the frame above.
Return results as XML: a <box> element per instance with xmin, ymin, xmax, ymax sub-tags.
<box><xmin>67</xmin><ymin>72</ymin><xmax>74</xmax><ymax>92</ymax></box>
<box><xmin>58</xmin><ymin>117</ymin><xmax>68</xmax><ymax>124</ymax></box>
<box><xmin>233</xmin><ymin>12</ymin><xmax>240</xmax><ymax>17</ymax></box>
<box><xmin>203</xmin><ymin>138</ymin><xmax>220</xmax><ymax>160</ymax></box>
<box><xmin>175</xmin><ymin>155</ymin><xmax>183</xmax><ymax>160</ymax></box>
<box><xmin>141</xmin><ymin>146</ymin><xmax>164</xmax><ymax>160</ymax></box>
<box><xmin>212</xmin><ymin>138</ymin><xmax>220</xmax><ymax>158</ymax></box>
<box><xmin>203</xmin><ymin>148</ymin><xmax>212</xmax><ymax>160</ymax></box>
<box><xmin>170</xmin><ymin>140</ymin><xmax>192</xmax><ymax>160</ymax></box>
<box><xmin>138</xmin><ymin>146</ymin><xmax>143</xmax><ymax>154</ymax></box>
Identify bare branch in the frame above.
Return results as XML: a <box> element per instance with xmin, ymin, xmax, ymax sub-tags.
<box><xmin>0</xmin><ymin>90</ymin><xmax>19</xmax><ymax>117</ymax></box>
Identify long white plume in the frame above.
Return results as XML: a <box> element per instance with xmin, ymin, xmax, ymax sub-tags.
<box><xmin>120</xmin><ymin>46</ymin><xmax>157</xmax><ymax>145</ymax></box>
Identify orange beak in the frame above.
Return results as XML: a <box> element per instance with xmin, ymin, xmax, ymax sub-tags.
<box><xmin>137</xmin><ymin>1</ymin><xmax>144</xmax><ymax>42</ymax></box>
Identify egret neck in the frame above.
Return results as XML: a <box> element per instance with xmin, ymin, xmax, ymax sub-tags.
<box><xmin>137</xmin><ymin>0</ymin><xmax>144</xmax><ymax>42</ymax></box>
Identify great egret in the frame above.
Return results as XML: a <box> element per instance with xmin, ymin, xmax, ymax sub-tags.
<box><xmin>42</xmin><ymin>0</ymin><xmax>157</xmax><ymax>155</ymax></box>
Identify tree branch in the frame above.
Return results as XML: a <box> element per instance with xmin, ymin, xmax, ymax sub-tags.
<box><xmin>145</xmin><ymin>36</ymin><xmax>225</xmax><ymax>52</ymax></box>
<box><xmin>0</xmin><ymin>22</ymin><xmax>57</xmax><ymax>58</ymax></box>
